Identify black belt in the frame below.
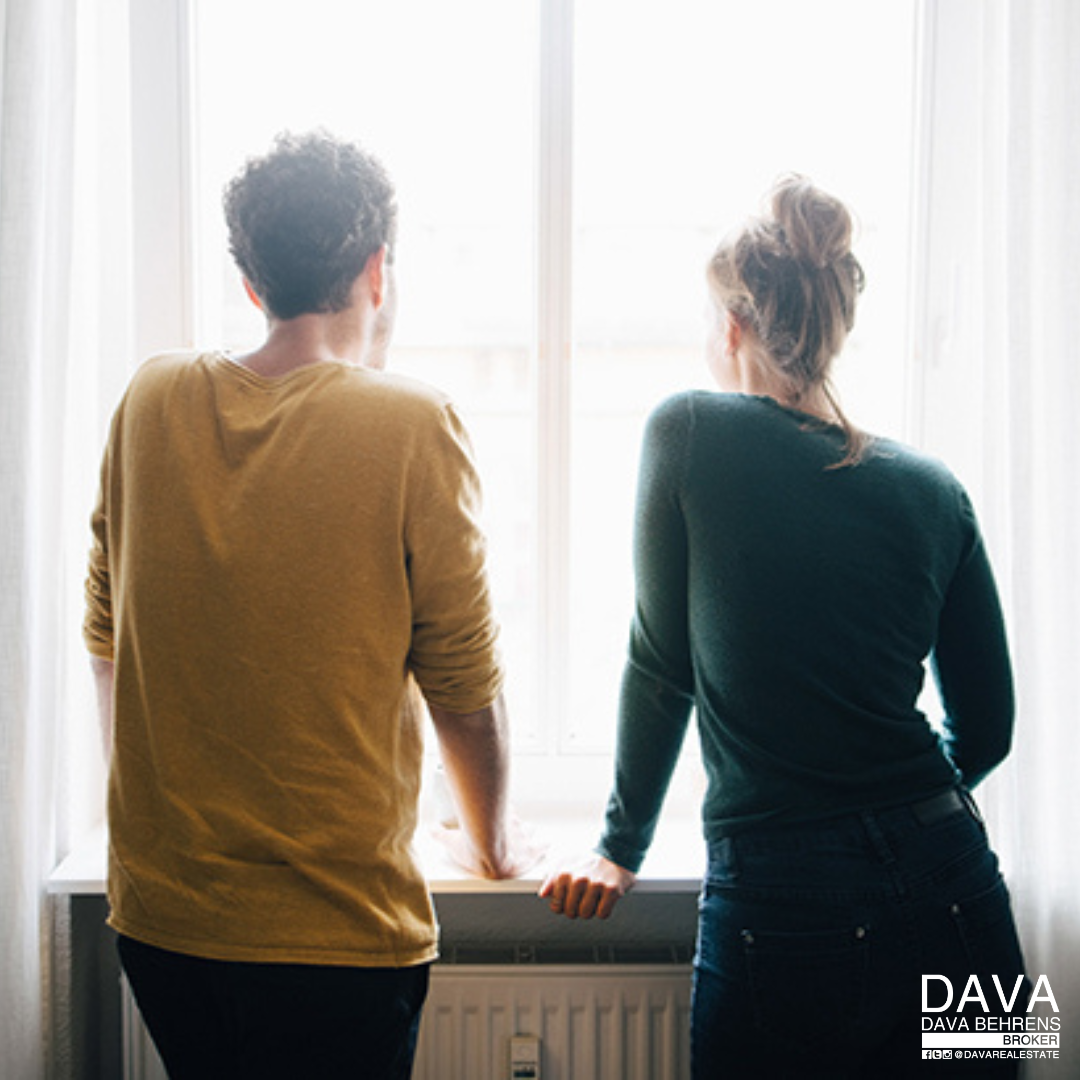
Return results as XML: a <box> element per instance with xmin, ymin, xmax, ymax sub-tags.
<box><xmin>911</xmin><ymin>788</ymin><xmax>978</xmax><ymax>826</ymax></box>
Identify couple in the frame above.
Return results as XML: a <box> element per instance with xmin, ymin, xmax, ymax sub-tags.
<box><xmin>85</xmin><ymin>132</ymin><xmax>1026</xmax><ymax>1078</ymax></box>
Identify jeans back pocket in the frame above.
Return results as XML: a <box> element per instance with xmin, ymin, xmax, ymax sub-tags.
<box><xmin>742</xmin><ymin>921</ymin><xmax>872</xmax><ymax>1046</ymax></box>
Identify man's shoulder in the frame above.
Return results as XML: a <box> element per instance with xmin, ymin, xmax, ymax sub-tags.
<box><xmin>120</xmin><ymin>349</ymin><xmax>225</xmax><ymax>401</ymax></box>
<box><xmin>127</xmin><ymin>348</ymin><xmax>204</xmax><ymax>383</ymax></box>
<box><xmin>327</xmin><ymin>369</ymin><xmax>463</xmax><ymax>446</ymax></box>
<box><xmin>109</xmin><ymin>350</ymin><xmax>205</xmax><ymax>417</ymax></box>
<box><xmin>353</xmin><ymin>367</ymin><xmax>451</xmax><ymax>412</ymax></box>
<box><xmin>130</xmin><ymin>353</ymin><xmax>450</xmax><ymax>413</ymax></box>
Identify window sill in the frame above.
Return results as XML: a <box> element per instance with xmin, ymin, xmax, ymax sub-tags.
<box><xmin>47</xmin><ymin>807</ymin><xmax>705</xmax><ymax>898</ymax></box>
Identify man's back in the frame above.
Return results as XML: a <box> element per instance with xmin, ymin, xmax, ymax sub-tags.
<box><xmin>85</xmin><ymin>350</ymin><xmax>503</xmax><ymax>965</ymax></box>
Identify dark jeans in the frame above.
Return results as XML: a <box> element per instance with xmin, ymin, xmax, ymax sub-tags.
<box><xmin>117</xmin><ymin>936</ymin><xmax>430</xmax><ymax>1080</ymax></box>
<box><xmin>691</xmin><ymin>788</ymin><xmax>1028</xmax><ymax>1079</ymax></box>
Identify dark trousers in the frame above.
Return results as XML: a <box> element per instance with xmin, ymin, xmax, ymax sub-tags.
<box><xmin>117</xmin><ymin>936</ymin><xmax>430</xmax><ymax>1079</ymax></box>
<box><xmin>691</xmin><ymin>788</ymin><xmax>1028</xmax><ymax>1079</ymax></box>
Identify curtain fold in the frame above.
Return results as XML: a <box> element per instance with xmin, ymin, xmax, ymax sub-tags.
<box><xmin>1</xmin><ymin>0</ymin><xmax>128</xmax><ymax>1075</ymax></box>
<box><xmin>2</xmin><ymin>1</ymin><xmax>1078</xmax><ymax>1075</ymax></box>
<box><xmin>1</xmin><ymin>1</ymin><xmax>77</xmax><ymax>1075</ymax></box>
<box><xmin>912</xmin><ymin>2</ymin><xmax>1080</xmax><ymax>1073</ymax></box>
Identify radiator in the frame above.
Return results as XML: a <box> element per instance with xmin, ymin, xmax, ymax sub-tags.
<box><xmin>123</xmin><ymin>963</ymin><xmax>693</xmax><ymax>1080</ymax></box>
<box><xmin>121</xmin><ymin>978</ymin><xmax>168</xmax><ymax>1080</ymax></box>
<box><xmin>413</xmin><ymin>964</ymin><xmax>692</xmax><ymax>1080</ymax></box>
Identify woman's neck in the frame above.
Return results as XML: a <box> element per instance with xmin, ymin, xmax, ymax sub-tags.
<box><xmin>776</xmin><ymin>384</ymin><xmax>840</xmax><ymax>425</ymax></box>
<box><xmin>731</xmin><ymin>349</ymin><xmax>839</xmax><ymax>426</ymax></box>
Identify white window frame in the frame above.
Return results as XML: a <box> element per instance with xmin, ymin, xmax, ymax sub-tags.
<box><xmin>536</xmin><ymin>0</ymin><xmax>575</xmax><ymax>755</ymax></box>
<box><xmin>127</xmin><ymin>0</ymin><xmax>196</xmax><ymax>361</ymax></box>
<box><xmin>123</xmin><ymin>0</ymin><xmax>635</xmax><ymax>805</ymax></box>
<box><xmin>125</xmin><ymin>0</ymin><xmax>921</xmax><ymax>810</ymax></box>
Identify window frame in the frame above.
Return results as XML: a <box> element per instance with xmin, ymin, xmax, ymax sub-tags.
<box><xmin>127</xmin><ymin>0</ymin><xmax>920</xmax><ymax>809</ymax></box>
<box><xmin>124</xmin><ymin>0</ymin><xmax>629</xmax><ymax>804</ymax></box>
<box><xmin>129</xmin><ymin>0</ymin><xmax>601</xmax><ymax>762</ymax></box>
<box><xmin>127</xmin><ymin>0</ymin><xmax>197</xmax><ymax>361</ymax></box>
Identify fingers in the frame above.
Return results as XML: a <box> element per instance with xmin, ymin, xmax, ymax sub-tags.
<box><xmin>538</xmin><ymin>871</ymin><xmax>567</xmax><ymax>911</ymax></box>
<box><xmin>539</xmin><ymin>872</ymin><xmax>577</xmax><ymax>915</ymax></box>
<box><xmin>576</xmin><ymin>881</ymin><xmax>607</xmax><ymax>920</ymax></box>
<box><xmin>565</xmin><ymin>875</ymin><xmax>593</xmax><ymax>918</ymax></box>
<box><xmin>539</xmin><ymin>870</ymin><xmax>619</xmax><ymax>920</ymax></box>
<box><xmin>595</xmin><ymin>886</ymin><xmax>621</xmax><ymax>920</ymax></box>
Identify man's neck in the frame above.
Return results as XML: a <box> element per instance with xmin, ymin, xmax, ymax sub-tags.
<box><xmin>235</xmin><ymin>308</ymin><xmax>373</xmax><ymax>378</ymax></box>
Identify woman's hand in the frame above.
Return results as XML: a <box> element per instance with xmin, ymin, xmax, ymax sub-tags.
<box><xmin>538</xmin><ymin>854</ymin><xmax>637</xmax><ymax>919</ymax></box>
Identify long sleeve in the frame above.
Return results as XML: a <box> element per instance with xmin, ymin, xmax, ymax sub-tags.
<box><xmin>83</xmin><ymin>426</ymin><xmax>116</xmax><ymax>661</ymax></box>
<box><xmin>404</xmin><ymin>403</ymin><xmax>504</xmax><ymax>713</ymax></box>
<box><xmin>598</xmin><ymin>398</ymin><xmax>695</xmax><ymax>872</ymax></box>
<box><xmin>91</xmin><ymin>354</ymin><xmax>494</xmax><ymax>966</ymax></box>
<box><xmin>931</xmin><ymin>497</ymin><xmax>1014</xmax><ymax>788</ymax></box>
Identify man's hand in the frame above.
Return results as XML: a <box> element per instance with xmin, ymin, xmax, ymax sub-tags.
<box><xmin>432</xmin><ymin>813</ymin><xmax>546</xmax><ymax>880</ymax></box>
<box><xmin>539</xmin><ymin>854</ymin><xmax>637</xmax><ymax>919</ymax></box>
<box><xmin>428</xmin><ymin>693</ymin><xmax>544</xmax><ymax>880</ymax></box>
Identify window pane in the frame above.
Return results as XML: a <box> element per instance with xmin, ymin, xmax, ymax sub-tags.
<box><xmin>567</xmin><ymin>0</ymin><xmax>918</xmax><ymax>750</ymax></box>
<box><xmin>191</xmin><ymin>0</ymin><xmax>541</xmax><ymax>742</ymax></box>
<box><xmin>191</xmin><ymin>1</ymin><xmax>918</xmax><ymax>760</ymax></box>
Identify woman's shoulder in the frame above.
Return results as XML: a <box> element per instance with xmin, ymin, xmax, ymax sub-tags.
<box><xmin>860</xmin><ymin>433</ymin><xmax>965</xmax><ymax>491</ymax></box>
<box><xmin>646</xmin><ymin>388</ymin><xmax>759</xmax><ymax>427</ymax></box>
<box><xmin>646</xmin><ymin>390</ymin><xmax>818</xmax><ymax>446</ymax></box>
<box><xmin>647</xmin><ymin>392</ymin><xmax>969</xmax><ymax>495</ymax></box>
<box><xmin>640</xmin><ymin>392</ymin><xmax>785</xmax><ymax>480</ymax></box>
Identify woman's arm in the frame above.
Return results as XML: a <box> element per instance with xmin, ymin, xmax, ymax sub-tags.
<box><xmin>543</xmin><ymin>397</ymin><xmax>696</xmax><ymax>918</ymax></box>
<box><xmin>932</xmin><ymin>509</ymin><xmax>1015</xmax><ymax>788</ymax></box>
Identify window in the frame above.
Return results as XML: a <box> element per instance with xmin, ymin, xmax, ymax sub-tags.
<box><xmin>139</xmin><ymin>0</ymin><xmax>918</xmax><ymax>786</ymax></box>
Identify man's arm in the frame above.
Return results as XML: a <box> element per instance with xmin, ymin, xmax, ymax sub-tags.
<box><xmin>427</xmin><ymin>692</ymin><xmax>539</xmax><ymax>880</ymax></box>
<box><xmin>91</xmin><ymin>656</ymin><xmax>115</xmax><ymax>763</ymax></box>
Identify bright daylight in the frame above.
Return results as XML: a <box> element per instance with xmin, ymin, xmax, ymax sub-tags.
<box><xmin>3</xmin><ymin>2</ymin><xmax>1078</xmax><ymax>1079</ymax></box>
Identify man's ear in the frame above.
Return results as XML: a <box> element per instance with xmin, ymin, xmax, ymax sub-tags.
<box><xmin>365</xmin><ymin>245</ymin><xmax>389</xmax><ymax>309</ymax></box>
<box><xmin>242</xmin><ymin>279</ymin><xmax>263</xmax><ymax>311</ymax></box>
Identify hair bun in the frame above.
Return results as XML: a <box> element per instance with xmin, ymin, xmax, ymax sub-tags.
<box><xmin>769</xmin><ymin>174</ymin><xmax>854</xmax><ymax>270</ymax></box>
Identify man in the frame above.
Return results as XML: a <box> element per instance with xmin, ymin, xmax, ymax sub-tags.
<box><xmin>84</xmin><ymin>130</ymin><xmax>536</xmax><ymax>1078</ymax></box>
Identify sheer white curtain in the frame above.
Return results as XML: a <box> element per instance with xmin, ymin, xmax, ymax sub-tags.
<box><xmin>1</xmin><ymin>0</ymin><xmax>131</xmax><ymax>1075</ymax></box>
<box><xmin>912</xmin><ymin>1</ymin><xmax>1080</xmax><ymax>1072</ymax></box>
<box><xmin>2</xmin><ymin>0</ymin><xmax>1077</xmax><ymax>1074</ymax></box>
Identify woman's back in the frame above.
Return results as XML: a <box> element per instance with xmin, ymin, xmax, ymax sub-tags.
<box><xmin>626</xmin><ymin>390</ymin><xmax>1013</xmax><ymax>838</ymax></box>
<box><xmin>542</xmin><ymin>175</ymin><xmax>1026</xmax><ymax>1078</ymax></box>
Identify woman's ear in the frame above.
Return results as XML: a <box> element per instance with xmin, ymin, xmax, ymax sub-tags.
<box><xmin>722</xmin><ymin>310</ymin><xmax>744</xmax><ymax>359</ymax></box>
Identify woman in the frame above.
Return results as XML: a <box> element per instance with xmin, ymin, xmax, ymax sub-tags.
<box><xmin>540</xmin><ymin>176</ymin><xmax>1027</xmax><ymax>1077</ymax></box>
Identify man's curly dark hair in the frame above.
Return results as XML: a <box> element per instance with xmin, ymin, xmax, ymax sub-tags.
<box><xmin>223</xmin><ymin>130</ymin><xmax>397</xmax><ymax>320</ymax></box>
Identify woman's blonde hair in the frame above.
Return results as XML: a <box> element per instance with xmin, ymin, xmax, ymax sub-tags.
<box><xmin>706</xmin><ymin>175</ymin><xmax>868</xmax><ymax>466</ymax></box>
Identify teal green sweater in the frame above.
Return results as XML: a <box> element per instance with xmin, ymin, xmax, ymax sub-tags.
<box><xmin>598</xmin><ymin>392</ymin><xmax>1014</xmax><ymax>873</ymax></box>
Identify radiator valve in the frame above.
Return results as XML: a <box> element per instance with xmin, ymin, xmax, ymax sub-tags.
<box><xmin>509</xmin><ymin>1034</ymin><xmax>541</xmax><ymax>1079</ymax></box>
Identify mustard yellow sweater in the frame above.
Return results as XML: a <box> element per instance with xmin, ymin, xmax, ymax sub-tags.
<box><xmin>84</xmin><ymin>351</ymin><xmax>503</xmax><ymax>966</ymax></box>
